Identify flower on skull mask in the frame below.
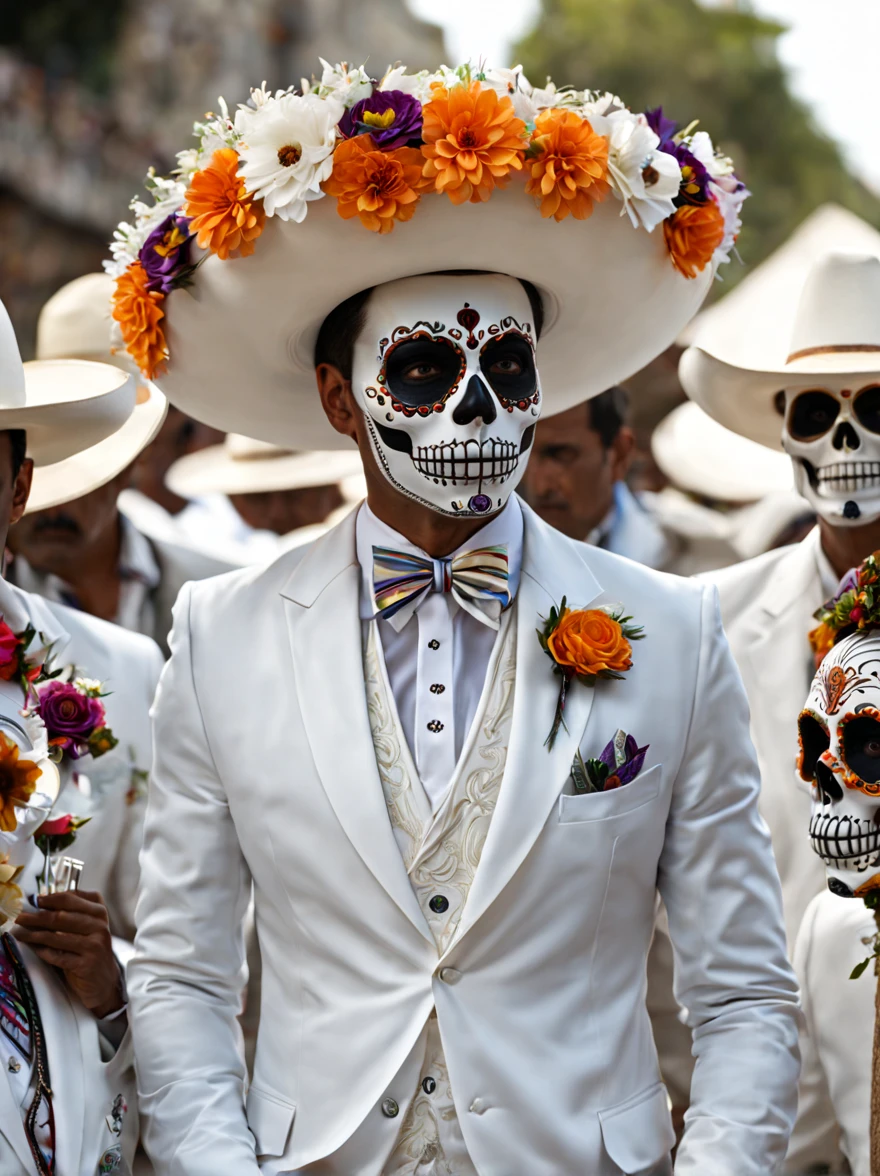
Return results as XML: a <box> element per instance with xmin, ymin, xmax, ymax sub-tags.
<box><xmin>0</xmin><ymin>732</ymin><xmax>40</xmax><ymax>833</ymax></box>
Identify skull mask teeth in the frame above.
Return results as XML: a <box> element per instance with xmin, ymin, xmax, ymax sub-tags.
<box><xmin>352</xmin><ymin>274</ymin><xmax>542</xmax><ymax>518</ymax></box>
<box><xmin>782</xmin><ymin>379</ymin><xmax>880</xmax><ymax>526</ymax></box>
<box><xmin>799</xmin><ymin>631</ymin><xmax>880</xmax><ymax>898</ymax></box>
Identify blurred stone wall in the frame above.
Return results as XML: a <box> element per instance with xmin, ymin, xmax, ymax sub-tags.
<box><xmin>0</xmin><ymin>0</ymin><xmax>444</xmax><ymax>355</ymax></box>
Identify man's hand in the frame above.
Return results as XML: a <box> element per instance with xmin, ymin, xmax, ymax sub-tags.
<box><xmin>12</xmin><ymin>890</ymin><xmax>125</xmax><ymax>1019</ymax></box>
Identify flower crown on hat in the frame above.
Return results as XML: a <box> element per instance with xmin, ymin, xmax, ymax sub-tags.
<box><xmin>106</xmin><ymin>59</ymin><xmax>747</xmax><ymax>382</ymax></box>
<box><xmin>810</xmin><ymin>552</ymin><xmax>880</xmax><ymax>664</ymax></box>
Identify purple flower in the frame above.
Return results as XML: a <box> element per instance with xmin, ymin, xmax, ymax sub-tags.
<box><xmin>338</xmin><ymin>89</ymin><xmax>423</xmax><ymax>150</ymax></box>
<box><xmin>38</xmin><ymin>681</ymin><xmax>105</xmax><ymax>759</ymax></box>
<box><xmin>139</xmin><ymin>213</ymin><xmax>192</xmax><ymax>294</ymax></box>
<box><xmin>598</xmin><ymin>732</ymin><xmax>649</xmax><ymax>789</ymax></box>
<box><xmin>645</xmin><ymin>106</ymin><xmax>677</xmax><ymax>146</ymax></box>
<box><xmin>658</xmin><ymin>139</ymin><xmax>709</xmax><ymax>205</ymax></box>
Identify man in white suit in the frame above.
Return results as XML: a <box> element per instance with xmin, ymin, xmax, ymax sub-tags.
<box><xmin>680</xmin><ymin>250</ymin><xmax>880</xmax><ymax>1169</ymax></box>
<box><xmin>125</xmin><ymin>75</ymin><xmax>800</xmax><ymax>1168</ymax></box>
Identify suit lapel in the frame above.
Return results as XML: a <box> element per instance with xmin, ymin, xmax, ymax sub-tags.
<box><xmin>280</xmin><ymin>513</ymin><xmax>432</xmax><ymax>943</ymax></box>
<box><xmin>0</xmin><ymin>1037</ymin><xmax>37</xmax><ymax>1175</ymax></box>
<box><xmin>447</xmin><ymin>505</ymin><xmax>602</xmax><ymax>953</ymax></box>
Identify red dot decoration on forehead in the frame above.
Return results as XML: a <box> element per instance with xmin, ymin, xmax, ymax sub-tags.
<box><xmin>457</xmin><ymin>304</ymin><xmax>480</xmax><ymax>350</ymax></box>
<box><xmin>841</xmin><ymin>389</ymin><xmax>852</xmax><ymax>398</ymax></box>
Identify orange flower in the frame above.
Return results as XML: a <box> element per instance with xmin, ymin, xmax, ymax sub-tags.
<box><xmin>322</xmin><ymin>136</ymin><xmax>430</xmax><ymax>233</ymax></box>
<box><xmin>0</xmin><ymin>733</ymin><xmax>40</xmax><ymax>834</ymax></box>
<box><xmin>663</xmin><ymin>201</ymin><xmax>725</xmax><ymax>280</ymax></box>
<box><xmin>421</xmin><ymin>81</ymin><xmax>527</xmax><ymax>205</ymax></box>
<box><xmin>809</xmin><ymin>620</ymin><xmax>836</xmax><ymax>667</ymax></box>
<box><xmin>547</xmin><ymin>608</ymin><xmax>632</xmax><ymax>678</ymax></box>
<box><xmin>525</xmin><ymin>108</ymin><xmax>610</xmax><ymax>222</ymax></box>
<box><xmin>185</xmin><ymin>148</ymin><xmax>266</xmax><ymax>260</ymax></box>
<box><xmin>112</xmin><ymin>263</ymin><xmax>167</xmax><ymax>379</ymax></box>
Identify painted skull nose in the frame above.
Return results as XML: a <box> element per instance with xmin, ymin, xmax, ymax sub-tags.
<box><xmin>815</xmin><ymin>756</ymin><xmax>843</xmax><ymax>803</ymax></box>
<box><xmin>832</xmin><ymin>420</ymin><xmax>861</xmax><ymax>452</ymax></box>
<box><xmin>453</xmin><ymin>375</ymin><xmax>497</xmax><ymax>427</ymax></box>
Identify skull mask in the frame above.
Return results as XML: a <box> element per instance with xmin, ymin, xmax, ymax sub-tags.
<box><xmin>798</xmin><ymin>629</ymin><xmax>880</xmax><ymax>897</ymax></box>
<box><xmin>351</xmin><ymin>273</ymin><xmax>541</xmax><ymax>517</ymax></box>
<box><xmin>782</xmin><ymin>377</ymin><xmax>880</xmax><ymax>526</ymax></box>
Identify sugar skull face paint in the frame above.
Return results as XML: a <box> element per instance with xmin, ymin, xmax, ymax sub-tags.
<box><xmin>351</xmin><ymin>273</ymin><xmax>541</xmax><ymax>517</ymax></box>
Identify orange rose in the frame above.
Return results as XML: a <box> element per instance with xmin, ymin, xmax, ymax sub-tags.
<box><xmin>547</xmin><ymin>608</ymin><xmax>632</xmax><ymax>678</ymax></box>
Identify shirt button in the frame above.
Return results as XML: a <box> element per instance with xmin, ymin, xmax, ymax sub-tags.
<box><xmin>439</xmin><ymin>966</ymin><xmax>461</xmax><ymax>985</ymax></box>
<box><xmin>427</xmin><ymin>719</ymin><xmax>444</xmax><ymax>733</ymax></box>
<box><xmin>381</xmin><ymin>1097</ymin><xmax>400</xmax><ymax>1118</ymax></box>
<box><xmin>429</xmin><ymin>683</ymin><xmax>445</xmax><ymax>694</ymax></box>
<box><xmin>469</xmin><ymin>1097</ymin><xmax>488</xmax><ymax>1115</ymax></box>
<box><xmin>429</xmin><ymin>894</ymin><xmax>449</xmax><ymax>914</ymax></box>
<box><xmin>428</xmin><ymin>639</ymin><xmax>440</xmax><ymax>650</ymax></box>
<box><xmin>422</xmin><ymin>1076</ymin><xmax>437</xmax><ymax>1095</ymax></box>
<box><xmin>7</xmin><ymin>1056</ymin><xmax>20</xmax><ymax>1073</ymax></box>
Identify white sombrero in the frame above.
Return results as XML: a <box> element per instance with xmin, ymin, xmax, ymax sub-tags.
<box><xmin>651</xmin><ymin>401</ymin><xmax>793</xmax><ymax>503</ymax></box>
<box><xmin>680</xmin><ymin>252</ymin><xmax>880</xmax><ymax>449</ymax></box>
<box><xmin>166</xmin><ymin>434</ymin><xmax>365</xmax><ymax>499</ymax></box>
<box><xmin>0</xmin><ymin>298</ymin><xmax>135</xmax><ymax>467</ymax></box>
<box><xmin>25</xmin><ymin>273</ymin><xmax>168</xmax><ymax>513</ymax></box>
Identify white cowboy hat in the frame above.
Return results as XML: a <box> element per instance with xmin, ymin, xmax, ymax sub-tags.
<box><xmin>166</xmin><ymin>434</ymin><xmax>365</xmax><ymax>499</ymax></box>
<box><xmin>156</xmin><ymin>191</ymin><xmax>714</xmax><ymax>450</ymax></box>
<box><xmin>679</xmin><ymin>252</ymin><xmax>880</xmax><ymax>448</ymax></box>
<box><xmin>651</xmin><ymin>400</ymin><xmax>793</xmax><ymax>503</ymax></box>
<box><xmin>24</xmin><ymin>274</ymin><xmax>168</xmax><ymax>513</ymax></box>
<box><xmin>0</xmin><ymin>298</ymin><xmax>135</xmax><ymax>467</ymax></box>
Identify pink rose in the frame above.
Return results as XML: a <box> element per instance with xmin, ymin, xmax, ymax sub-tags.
<box><xmin>38</xmin><ymin>681</ymin><xmax>106</xmax><ymax>758</ymax></box>
<box><xmin>0</xmin><ymin>620</ymin><xmax>20</xmax><ymax>681</ymax></box>
<box><xmin>39</xmin><ymin>814</ymin><xmax>74</xmax><ymax>837</ymax></box>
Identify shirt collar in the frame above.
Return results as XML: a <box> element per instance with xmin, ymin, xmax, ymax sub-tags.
<box><xmin>356</xmin><ymin>495</ymin><xmax>524</xmax><ymax>622</ymax></box>
<box><xmin>118</xmin><ymin>515</ymin><xmax>161</xmax><ymax>590</ymax></box>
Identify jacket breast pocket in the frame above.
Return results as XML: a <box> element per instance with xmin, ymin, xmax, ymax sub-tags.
<box><xmin>246</xmin><ymin>1084</ymin><xmax>296</xmax><ymax>1158</ymax></box>
<box><xmin>558</xmin><ymin>764</ymin><xmax>662</xmax><ymax>824</ymax></box>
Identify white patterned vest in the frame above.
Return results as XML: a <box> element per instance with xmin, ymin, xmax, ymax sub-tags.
<box><xmin>363</xmin><ymin>607</ymin><xmax>517</xmax><ymax>1175</ymax></box>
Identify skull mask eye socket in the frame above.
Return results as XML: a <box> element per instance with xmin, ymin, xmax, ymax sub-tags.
<box><xmin>798</xmin><ymin>710</ymin><xmax>830</xmax><ymax>781</ymax></box>
<box><xmin>383</xmin><ymin>335</ymin><xmax>465</xmax><ymax>409</ymax></box>
<box><xmin>479</xmin><ymin>332</ymin><xmax>537</xmax><ymax>404</ymax></box>
<box><xmin>842</xmin><ymin>712</ymin><xmax>880</xmax><ymax>783</ymax></box>
<box><xmin>853</xmin><ymin>385</ymin><xmax>880</xmax><ymax>435</ymax></box>
<box><xmin>788</xmin><ymin>389</ymin><xmax>841</xmax><ymax>442</ymax></box>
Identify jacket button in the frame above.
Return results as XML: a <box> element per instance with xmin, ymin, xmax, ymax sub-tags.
<box><xmin>381</xmin><ymin>1097</ymin><xmax>400</xmax><ymax>1118</ymax></box>
<box><xmin>428</xmin><ymin>894</ymin><xmax>449</xmax><ymax>914</ymax></box>
<box><xmin>422</xmin><ymin>1076</ymin><xmax>437</xmax><ymax>1095</ymax></box>
<box><xmin>438</xmin><ymin>966</ymin><xmax>461</xmax><ymax>984</ymax></box>
<box><xmin>469</xmin><ymin>1097</ymin><xmax>488</xmax><ymax>1115</ymax></box>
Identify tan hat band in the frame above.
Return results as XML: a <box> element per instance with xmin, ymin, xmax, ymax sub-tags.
<box><xmin>786</xmin><ymin>343</ymin><xmax>880</xmax><ymax>364</ymax></box>
<box><xmin>230</xmin><ymin>447</ymin><xmax>298</xmax><ymax>462</ymax></box>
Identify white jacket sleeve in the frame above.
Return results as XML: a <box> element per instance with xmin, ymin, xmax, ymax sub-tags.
<box><xmin>660</xmin><ymin>585</ymin><xmax>801</xmax><ymax>1175</ymax></box>
<box><xmin>128</xmin><ymin>582</ymin><xmax>258</xmax><ymax>1176</ymax></box>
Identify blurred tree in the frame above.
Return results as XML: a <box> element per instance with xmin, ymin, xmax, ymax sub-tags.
<box><xmin>515</xmin><ymin>0</ymin><xmax>880</xmax><ymax>279</ymax></box>
<box><xmin>1</xmin><ymin>0</ymin><xmax>129</xmax><ymax>94</ymax></box>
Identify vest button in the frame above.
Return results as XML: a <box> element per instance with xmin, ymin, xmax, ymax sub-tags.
<box><xmin>429</xmin><ymin>894</ymin><xmax>449</xmax><ymax>914</ymax></box>
<box><xmin>439</xmin><ymin>966</ymin><xmax>461</xmax><ymax>984</ymax></box>
<box><xmin>381</xmin><ymin>1097</ymin><xmax>400</xmax><ymax>1118</ymax></box>
<box><xmin>422</xmin><ymin>1076</ymin><xmax>437</xmax><ymax>1095</ymax></box>
<box><xmin>430</xmin><ymin>683</ymin><xmax>445</xmax><ymax>694</ymax></box>
<box><xmin>428</xmin><ymin>639</ymin><xmax>440</xmax><ymax>650</ymax></box>
<box><xmin>427</xmin><ymin>719</ymin><xmax>444</xmax><ymax>733</ymax></box>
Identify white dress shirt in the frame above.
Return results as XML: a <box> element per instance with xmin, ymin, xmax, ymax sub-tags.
<box><xmin>356</xmin><ymin>497</ymin><xmax>523</xmax><ymax>811</ymax></box>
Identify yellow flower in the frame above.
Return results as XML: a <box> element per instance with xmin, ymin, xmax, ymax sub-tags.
<box><xmin>809</xmin><ymin>620</ymin><xmax>836</xmax><ymax>667</ymax></box>
<box><xmin>547</xmin><ymin>608</ymin><xmax>632</xmax><ymax>678</ymax></box>
<box><xmin>0</xmin><ymin>732</ymin><xmax>40</xmax><ymax>833</ymax></box>
<box><xmin>0</xmin><ymin>855</ymin><xmax>23</xmax><ymax>925</ymax></box>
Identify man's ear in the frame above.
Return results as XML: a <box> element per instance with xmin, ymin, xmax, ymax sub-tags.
<box><xmin>9</xmin><ymin>458</ymin><xmax>33</xmax><ymax>526</ymax></box>
<box><xmin>316</xmin><ymin>364</ymin><xmax>359</xmax><ymax>442</ymax></box>
<box><xmin>608</xmin><ymin>425</ymin><xmax>636</xmax><ymax>484</ymax></box>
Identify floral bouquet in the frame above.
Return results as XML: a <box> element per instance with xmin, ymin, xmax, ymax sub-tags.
<box><xmin>34</xmin><ymin>677</ymin><xmax>118</xmax><ymax>762</ymax></box>
<box><xmin>810</xmin><ymin>551</ymin><xmax>880</xmax><ymax>665</ymax></box>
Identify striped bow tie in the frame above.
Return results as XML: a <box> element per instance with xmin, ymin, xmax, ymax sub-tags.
<box><xmin>372</xmin><ymin>544</ymin><xmax>510</xmax><ymax>630</ymax></box>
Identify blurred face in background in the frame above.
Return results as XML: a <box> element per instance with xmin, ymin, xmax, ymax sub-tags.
<box><xmin>523</xmin><ymin>401</ymin><xmax>634</xmax><ymax>540</ymax></box>
<box><xmin>229</xmin><ymin>483</ymin><xmax>344</xmax><ymax>536</ymax></box>
<box><xmin>0</xmin><ymin>432</ymin><xmax>33</xmax><ymax>557</ymax></box>
<box><xmin>130</xmin><ymin>407</ymin><xmax>224</xmax><ymax>515</ymax></box>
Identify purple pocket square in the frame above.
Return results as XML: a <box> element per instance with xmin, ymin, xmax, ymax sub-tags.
<box><xmin>572</xmin><ymin>729</ymin><xmax>650</xmax><ymax>794</ymax></box>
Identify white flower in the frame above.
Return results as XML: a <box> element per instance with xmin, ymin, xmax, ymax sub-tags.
<box><xmin>710</xmin><ymin>176</ymin><xmax>749</xmax><ymax>263</ymax></box>
<box><xmin>0</xmin><ymin>856</ymin><xmax>22</xmax><ymax>926</ymax></box>
<box><xmin>580</xmin><ymin>90</ymin><xmax>625</xmax><ymax>118</ymax></box>
<box><xmin>379</xmin><ymin>65</ymin><xmax>436</xmax><ymax>103</ymax></box>
<box><xmin>235</xmin><ymin>91</ymin><xmax>343</xmax><ymax>222</ymax></box>
<box><xmin>73</xmin><ymin>677</ymin><xmax>103</xmax><ymax>697</ymax></box>
<box><xmin>483</xmin><ymin>65</ymin><xmax>537</xmax><ymax>121</ymax></box>
<box><xmin>104</xmin><ymin>222</ymin><xmax>141</xmax><ymax>277</ymax></box>
<box><xmin>688</xmin><ymin>130</ymin><xmax>735</xmax><ymax>178</ymax></box>
<box><xmin>592</xmin><ymin>110</ymin><xmax>681</xmax><ymax>231</ymax></box>
<box><xmin>20</xmin><ymin>710</ymin><xmax>49</xmax><ymax>763</ymax></box>
<box><xmin>314</xmin><ymin>59</ymin><xmax>372</xmax><ymax>108</ymax></box>
<box><xmin>529</xmin><ymin>80</ymin><xmax>583</xmax><ymax>113</ymax></box>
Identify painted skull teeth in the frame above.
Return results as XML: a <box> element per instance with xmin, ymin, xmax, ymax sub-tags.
<box><xmin>815</xmin><ymin>460</ymin><xmax>880</xmax><ymax>493</ymax></box>
<box><xmin>809</xmin><ymin>811</ymin><xmax>880</xmax><ymax>870</ymax></box>
<box><xmin>412</xmin><ymin>439</ymin><xmax>519</xmax><ymax>484</ymax></box>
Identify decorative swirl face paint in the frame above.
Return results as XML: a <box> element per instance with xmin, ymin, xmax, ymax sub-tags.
<box><xmin>352</xmin><ymin>273</ymin><xmax>542</xmax><ymax>517</ymax></box>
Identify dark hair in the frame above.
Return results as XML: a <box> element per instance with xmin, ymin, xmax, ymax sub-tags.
<box><xmin>6</xmin><ymin>430</ymin><xmax>27</xmax><ymax>479</ymax></box>
<box><xmin>587</xmin><ymin>386</ymin><xmax>630</xmax><ymax>449</ymax></box>
<box><xmin>314</xmin><ymin>275</ymin><xmax>546</xmax><ymax>380</ymax></box>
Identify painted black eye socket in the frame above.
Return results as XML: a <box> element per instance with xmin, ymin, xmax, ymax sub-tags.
<box><xmin>479</xmin><ymin>333</ymin><xmax>537</xmax><ymax>403</ymax></box>
<box><xmin>384</xmin><ymin>336</ymin><xmax>464</xmax><ymax>408</ymax></box>
<box><xmin>854</xmin><ymin>385</ymin><xmax>880</xmax><ymax>435</ymax></box>
<box><xmin>843</xmin><ymin>714</ymin><xmax>880</xmax><ymax>783</ymax></box>
<box><xmin>798</xmin><ymin>711</ymin><xmax>830</xmax><ymax>781</ymax></box>
<box><xmin>788</xmin><ymin>390</ymin><xmax>840</xmax><ymax>441</ymax></box>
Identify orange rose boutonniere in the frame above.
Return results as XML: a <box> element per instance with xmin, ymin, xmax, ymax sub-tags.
<box><xmin>538</xmin><ymin>599</ymin><xmax>644</xmax><ymax>749</ymax></box>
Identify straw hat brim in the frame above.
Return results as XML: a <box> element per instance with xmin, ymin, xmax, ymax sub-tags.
<box><xmin>678</xmin><ymin>345</ymin><xmax>880</xmax><ymax>450</ymax></box>
<box><xmin>3</xmin><ymin>361</ymin><xmax>137</xmax><ymax>466</ymax></box>
<box><xmin>166</xmin><ymin>443</ymin><xmax>364</xmax><ymax>499</ymax></box>
<box><xmin>25</xmin><ymin>383</ymin><xmax>168</xmax><ymax>513</ymax></box>
<box><xmin>156</xmin><ymin>187</ymin><xmax>714</xmax><ymax>450</ymax></box>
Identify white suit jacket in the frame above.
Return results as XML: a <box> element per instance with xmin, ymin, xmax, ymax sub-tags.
<box><xmin>130</xmin><ymin>501</ymin><xmax>799</xmax><ymax>1176</ymax></box>
<box><xmin>0</xmin><ymin>941</ymin><xmax>138</xmax><ymax>1176</ymax></box>
<box><xmin>0</xmin><ymin>578</ymin><xmax>163</xmax><ymax>940</ymax></box>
